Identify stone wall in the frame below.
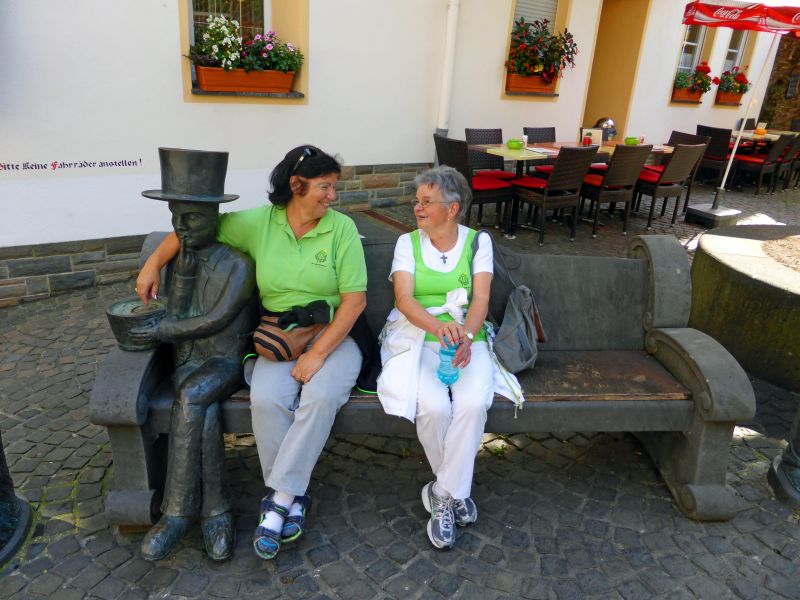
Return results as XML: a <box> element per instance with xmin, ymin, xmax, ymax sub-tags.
<box><xmin>336</xmin><ymin>162</ymin><xmax>431</xmax><ymax>209</ymax></box>
<box><xmin>0</xmin><ymin>236</ymin><xmax>146</xmax><ymax>307</ymax></box>
<box><xmin>0</xmin><ymin>162</ymin><xmax>430</xmax><ymax>306</ymax></box>
<box><xmin>760</xmin><ymin>34</ymin><xmax>800</xmax><ymax>130</ymax></box>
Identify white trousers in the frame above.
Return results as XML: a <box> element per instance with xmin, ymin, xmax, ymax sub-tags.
<box><xmin>249</xmin><ymin>336</ymin><xmax>361</xmax><ymax>497</ymax></box>
<box><xmin>415</xmin><ymin>341</ymin><xmax>494</xmax><ymax>499</ymax></box>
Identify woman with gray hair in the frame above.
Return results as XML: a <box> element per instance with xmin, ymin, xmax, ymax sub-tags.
<box><xmin>377</xmin><ymin>165</ymin><xmax>495</xmax><ymax>549</ymax></box>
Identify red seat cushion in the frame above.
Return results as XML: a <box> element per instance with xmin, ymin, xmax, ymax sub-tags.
<box><xmin>534</xmin><ymin>165</ymin><xmax>554</xmax><ymax>174</ymax></box>
<box><xmin>582</xmin><ymin>173</ymin><xmax>605</xmax><ymax>187</ymax></box>
<box><xmin>704</xmin><ymin>155</ymin><xmax>732</xmax><ymax>161</ymax></box>
<box><xmin>735</xmin><ymin>155</ymin><xmax>768</xmax><ymax>165</ymax></box>
<box><xmin>582</xmin><ymin>173</ymin><xmax>624</xmax><ymax>190</ymax></box>
<box><xmin>637</xmin><ymin>168</ymin><xmax>662</xmax><ymax>184</ymax></box>
<box><xmin>510</xmin><ymin>176</ymin><xmax>548</xmax><ymax>190</ymax></box>
<box><xmin>589</xmin><ymin>163</ymin><xmax>608</xmax><ymax>172</ymax></box>
<box><xmin>475</xmin><ymin>169</ymin><xmax>516</xmax><ymax>180</ymax></box>
<box><xmin>644</xmin><ymin>164</ymin><xmax>665</xmax><ymax>173</ymax></box>
<box><xmin>471</xmin><ymin>176</ymin><xmax>512</xmax><ymax>191</ymax></box>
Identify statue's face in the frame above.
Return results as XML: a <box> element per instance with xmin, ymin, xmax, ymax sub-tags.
<box><xmin>169</xmin><ymin>201</ymin><xmax>219</xmax><ymax>250</ymax></box>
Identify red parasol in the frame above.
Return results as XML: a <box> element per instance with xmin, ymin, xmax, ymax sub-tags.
<box><xmin>681</xmin><ymin>1</ymin><xmax>800</xmax><ymax>222</ymax></box>
<box><xmin>684</xmin><ymin>1</ymin><xmax>800</xmax><ymax>35</ymax></box>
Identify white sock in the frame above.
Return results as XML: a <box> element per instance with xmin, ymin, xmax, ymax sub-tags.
<box><xmin>289</xmin><ymin>501</ymin><xmax>304</xmax><ymax>518</ymax></box>
<box><xmin>261</xmin><ymin>491</ymin><xmax>294</xmax><ymax>531</ymax></box>
<box><xmin>432</xmin><ymin>481</ymin><xmax>451</xmax><ymax>498</ymax></box>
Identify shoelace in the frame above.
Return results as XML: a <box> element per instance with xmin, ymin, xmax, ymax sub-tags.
<box><xmin>431</xmin><ymin>493</ymin><xmax>454</xmax><ymax>532</ymax></box>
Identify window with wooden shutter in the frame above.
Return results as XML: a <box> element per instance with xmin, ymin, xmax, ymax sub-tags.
<box><xmin>514</xmin><ymin>0</ymin><xmax>558</xmax><ymax>26</ymax></box>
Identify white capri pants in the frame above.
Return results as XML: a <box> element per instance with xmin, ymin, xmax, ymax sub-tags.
<box><xmin>416</xmin><ymin>341</ymin><xmax>494</xmax><ymax>500</ymax></box>
<box><xmin>249</xmin><ymin>336</ymin><xmax>362</xmax><ymax>497</ymax></box>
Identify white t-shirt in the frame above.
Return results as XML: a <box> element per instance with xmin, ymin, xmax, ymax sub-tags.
<box><xmin>390</xmin><ymin>225</ymin><xmax>493</xmax><ymax>279</ymax></box>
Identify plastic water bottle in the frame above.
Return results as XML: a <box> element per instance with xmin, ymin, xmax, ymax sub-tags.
<box><xmin>437</xmin><ymin>341</ymin><xmax>460</xmax><ymax>386</ymax></box>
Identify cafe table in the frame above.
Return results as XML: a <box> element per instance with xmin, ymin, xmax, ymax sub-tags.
<box><xmin>470</xmin><ymin>142</ymin><xmax>671</xmax><ymax>237</ymax></box>
<box><xmin>736</xmin><ymin>130</ymin><xmax>782</xmax><ymax>142</ymax></box>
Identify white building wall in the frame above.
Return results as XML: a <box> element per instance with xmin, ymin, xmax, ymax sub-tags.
<box><xmin>2</xmin><ymin>0</ymin><xmax>449</xmax><ymax>246</ymax></box>
<box><xmin>447</xmin><ymin>0</ymin><xmax>602</xmax><ymax>142</ymax></box>
<box><xmin>625</xmin><ymin>1</ymin><xmax>780</xmax><ymax>143</ymax></box>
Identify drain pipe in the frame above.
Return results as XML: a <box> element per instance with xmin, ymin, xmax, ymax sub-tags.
<box><xmin>435</xmin><ymin>0</ymin><xmax>460</xmax><ymax>142</ymax></box>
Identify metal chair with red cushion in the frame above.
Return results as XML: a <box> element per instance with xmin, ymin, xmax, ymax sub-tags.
<box><xmin>579</xmin><ymin>144</ymin><xmax>652</xmax><ymax>238</ymax></box>
<box><xmin>696</xmin><ymin>124</ymin><xmax>737</xmax><ymax>188</ymax></box>
<box><xmin>772</xmin><ymin>134</ymin><xmax>800</xmax><ymax>192</ymax></box>
<box><xmin>433</xmin><ymin>133</ymin><xmax>512</xmax><ymax>228</ymax></box>
<box><xmin>522</xmin><ymin>126</ymin><xmax>556</xmax><ymax>174</ymax></box>
<box><xmin>464</xmin><ymin>128</ymin><xmax>516</xmax><ymax>180</ymax></box>
<box><xmin>633</xmin><ymin>144</ymin><xmax>706</xmax><ymax>230</ymax></box>
<box><xmin>644</xmin><ymin>130</ymin><xmax>710</xmax><ymax>213</ymax></box>
<box><xmin>510</xmin><ymin>145</ymin><xmax>598</xmax><ymax>246</ymax></box>
<box><xmin>732</xmin><ymin>133</ymin><xmax>795</xmax><ymax>195</ymax></box>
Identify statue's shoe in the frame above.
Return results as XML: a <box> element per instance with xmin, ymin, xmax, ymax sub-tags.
<box><xmin>202</xmin><ymin>512</ymin><xmax>234</xmax><ymax>561</ymax></box>
<box><xmin>141</xmin><ymin>515</ymin><xmax>191</xmax><ymax>561</ymax></box>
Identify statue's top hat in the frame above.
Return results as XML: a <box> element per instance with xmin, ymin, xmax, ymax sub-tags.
<box><xmin>142</xmin><ymin>148</ymin><xmax>239</xmax><ymax>203</ymax></box>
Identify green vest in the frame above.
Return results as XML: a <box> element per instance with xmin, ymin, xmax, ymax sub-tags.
<box><xmin>411</xmin><ymin>229</ymin><xmax>487</xmax><ymax>342</ymax></box>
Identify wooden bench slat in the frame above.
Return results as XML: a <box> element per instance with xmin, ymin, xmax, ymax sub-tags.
<box><xmin>228</xmin><ymin>350</ymin><xmax>690</xmax><ymax>404</ymax></box>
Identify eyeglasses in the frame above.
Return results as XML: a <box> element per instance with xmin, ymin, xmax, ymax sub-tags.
<box><xmin>290</xmin><ymin>147</ymin><xmax>316</xmax><ymax>176</ymax></box>
<box><xmin>410</xmin><ymin>199</ymin><xmax>449</xmax><ymax>209</ymax></box>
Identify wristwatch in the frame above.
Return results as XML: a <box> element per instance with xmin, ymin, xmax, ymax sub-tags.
<box><xmin>465</xmin><ymin>331</ymin><xmax>475</xmax><ymax>342</ymax></box>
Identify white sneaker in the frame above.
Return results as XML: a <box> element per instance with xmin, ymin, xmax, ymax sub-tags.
<box><xmin>421</xmin><ymin>482</ymin><xmax>456</xmax><ymax>549</ymax></box>
<box><xmin>453</xmin><ymin>497</ymin><xmax>478</xmax><ymax>526</ymax></box>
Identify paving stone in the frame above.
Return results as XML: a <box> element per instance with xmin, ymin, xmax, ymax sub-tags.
<box><xmin>91</xmin><ymin>575</ymin><xmax>128</xmax><ymax>600</ymax></box>
<box><xmin>27</xmin><ymin>572</ymin><xmax>65</xmax><ymax>596</ymax></box>
<box><xmin>551</xmin><ymin>578</ymin><xmax>586</xmax><ymax>600</ymax></box>
<box><xmin>172</xmin><ymin>571</ymin><xmax>210</xmax><ymax>596</ymax></box>
<box><xmin>207</xmin><ymin>576</ymin><xmax>242</xmax><ymax>598</ymax></box>
<box><xmin>365</xmin><ymin>558</ymin><xmax>399</xmax><ymax>584</ymax></box>
<box><xmin>383</xmin><ymin>573</ymin><xmax>419</xmax><ymax>597</ymax></box>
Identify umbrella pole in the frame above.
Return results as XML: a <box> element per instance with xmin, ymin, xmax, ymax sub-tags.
<box><xmin>712</xmin><ymin>33</ymin><xmax>780</xmax><ymax>210</ymax></box>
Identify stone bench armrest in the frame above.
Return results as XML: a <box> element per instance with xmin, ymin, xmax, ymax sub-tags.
<box><xmin>646</xmin><ymin>327</ymin><xmax>756</xmax><ymax>423</ymax></box>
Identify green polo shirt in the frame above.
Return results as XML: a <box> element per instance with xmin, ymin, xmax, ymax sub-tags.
<box><xmin>217</xmin><ymin>205</ymin><xmax>367</xmax><ymax>312</ymax></box>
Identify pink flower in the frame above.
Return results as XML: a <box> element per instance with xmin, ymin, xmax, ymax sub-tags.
<box><xmin>266</xmin><ymin>43</ymin><xmax>273</xmax><ymax>51</ymax></box>
<box><xmin>262</xmin><ymin>52</ymin><xmax>267</xmax><ymax>57</ymax></box>
<box><xmin>255</xmin><ymin>34</ymin><xmax>262</xmax><ymax>40</ymax></box>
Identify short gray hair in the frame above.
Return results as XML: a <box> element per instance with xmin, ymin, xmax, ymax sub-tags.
<box><xmin>414</xmin><ymin>166</ymin><xmax>471</xmax><ymax>219</ymax></box>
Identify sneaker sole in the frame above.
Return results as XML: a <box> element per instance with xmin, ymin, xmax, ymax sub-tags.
<box><xmin>421</xmin><ymin>482</ymin><xmax>432</xmax><ymax>514</ymax></box>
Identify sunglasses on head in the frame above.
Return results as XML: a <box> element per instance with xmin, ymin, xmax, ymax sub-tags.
<box><xmin>291</xmin><ymin>147</ymin><xmax>316</xmax><ymax>176</ymax></box>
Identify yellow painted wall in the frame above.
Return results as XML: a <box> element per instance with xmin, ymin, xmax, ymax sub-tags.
<box><xmin>583</xmin><ymin>0</ymin><xmax>651</xmax><ymax>137</ymax></box>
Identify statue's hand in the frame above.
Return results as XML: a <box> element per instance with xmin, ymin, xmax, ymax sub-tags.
<box><xmin>155</xmin><ymin>316</ymin><xmax>180</xmax><ymax>339</ymax></box>
<box><xmin>175</xmin><ymin>247</ymin><xmax>199</xmax><ymax>277</ymax></box>
<box><xmin>128</xmin><ymin>321</ymin><xmax>159</xmax><ymax>345</ymax></box>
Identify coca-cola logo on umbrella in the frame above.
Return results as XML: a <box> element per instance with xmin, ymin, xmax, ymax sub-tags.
<box><xmin>713</xmin><ymin>7</ymin><xmax>743</xmax><ymax>19</ymax></box>
<box><xmin>792</xmin><ymin>12</ymin><xmax>800</xmax><ymax>23</ymax></box>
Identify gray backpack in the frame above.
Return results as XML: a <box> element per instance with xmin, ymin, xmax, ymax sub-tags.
<box><xmin>472</xmin><ymin>230</ymin><xmax>546</xmax><ymax>373</ymax></box>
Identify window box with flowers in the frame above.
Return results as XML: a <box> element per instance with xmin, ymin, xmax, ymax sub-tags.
<box><xmin>713</xmin><ymin>66</ymin><xmax>750</xmax><ymax>106</ymax></box>
<box><xmin>504</xmin><ymin>18</ymin><xmax>578</xmax><ymax>95</ymax></box>
<box><xmin>190</xmin><ymin>15</ymin><xmax>304</xmax><ymax>96</ymax></box>
<box><xmin>671</xmin><ymin>62</ymin><xmax>712</xmax><ymax>104</ymax></box>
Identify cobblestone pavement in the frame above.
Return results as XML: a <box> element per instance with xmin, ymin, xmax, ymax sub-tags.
<box><xmin>1</xmin><ymin>182</ymin><xmax>799</xmax><ymax>599</ymax></box>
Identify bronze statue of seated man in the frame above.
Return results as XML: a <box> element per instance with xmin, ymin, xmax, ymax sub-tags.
<box><xmin>131</xmin><ymin>148</ymin><xmax>257</xmax><ymax>561</ymax></box>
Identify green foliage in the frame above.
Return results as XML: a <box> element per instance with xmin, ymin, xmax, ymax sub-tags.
<box><xmin>190</xmin><ymin>14</ymin><xmax>242</xmax><ymax>71</ymax></box>
<box><xmin>715</xmin><ymin>66</ymin><xmax>751</xmax><ymax>94</ymax></box>
<box><xmin>239</xmin><ymin>31</ymin><xmax>304</xmax><ymax>73</ymax></box>
<box><xmin>505</xmin><ymin>18</ymin><xmax>578</xmax><ymax>83</ymax></box>
<box><xmin>675</xmin><ymin>62</ymin><xmax>712</xmax><ymax>94</ymax></box>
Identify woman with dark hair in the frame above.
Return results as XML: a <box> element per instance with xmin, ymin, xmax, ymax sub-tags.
<box><xmin>136</xmin><ymin>145</ymin><xmax>367</xmax><ymax>560</ymax></box>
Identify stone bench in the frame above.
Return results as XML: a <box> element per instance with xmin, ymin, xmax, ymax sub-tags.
<box><xmin>90</xmin><ymin>230</ymin><xmax>755</xmax><ymax>527</ymax></box>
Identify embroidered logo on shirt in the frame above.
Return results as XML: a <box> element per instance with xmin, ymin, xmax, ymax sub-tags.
<box><xmin>314</xmin><ymin>249</ymin><xmax>328</xmax><ymax>264</ymax></box>
<box><xmin>458</xmin><ymin>272</ymin><xmax>470</xmax><ymax>287</ymax></box>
